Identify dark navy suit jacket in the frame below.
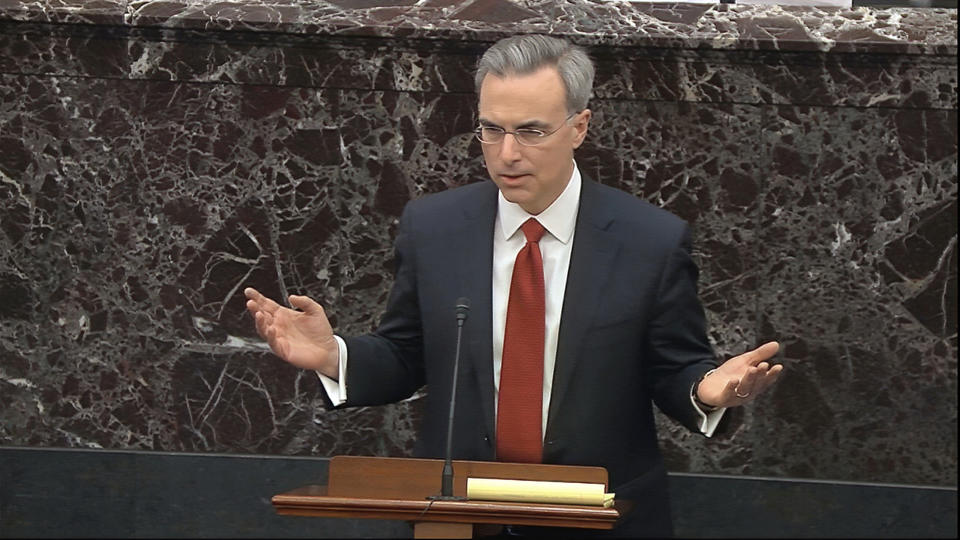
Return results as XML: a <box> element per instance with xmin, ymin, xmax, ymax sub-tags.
<box><xmin>338</xmin><ymin>176</ymin><xmax>718</xmax><ymax>536</ymax></box>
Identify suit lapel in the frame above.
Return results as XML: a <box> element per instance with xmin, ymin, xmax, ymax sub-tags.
<box><xmin>457</xmin><ymin>182</ymin><xmax>499</xmax><ymax>440</ymax></box>
<box><xmin>547</xmin><ymin>179</ymin><xmax>621</xmax><ymax>434</ymax></box>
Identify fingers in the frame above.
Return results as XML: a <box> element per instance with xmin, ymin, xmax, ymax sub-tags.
<box><xmin>246</xmin><ymin>288</ymin><xmax>283</xmax><ymax>340</ymax></box>
<box><xmin>727</xmin><ymin>341</ymin><xmax>780</xmax><ymax>372</ymax></box>
<box><xmin>289</xmin><ymin>294</ymin><xmax>325</xmax><ymax>316</ymax></box>
<box><xmin>731</xmin><ymin>361</ymin><xmax>784</xmax><ymax>402</ymax></box>
<box><xmin>720</xmin><ymin>378</ymin><xmax>746</xmax><ymax>403</ymax></box>
<box><xmin>755</xmin><ymin>362</ymin><xmax>783</xmax><ymax>394</ymax></box>
<box><xmin>252</xmin><ymin>310</ymin><xmax>273</xmax><ymax>340</ymax></box>
<box><xmin>748</xmin><ymin>341</ymin><xmax>780</xmax><ymax>364</ymax></box>
<box><xmin>732</xmin><ymin>365</ymin><xmax>759</xmax><ymax>400</ymax></box>
<box><xmin>245</xmin><ymin>287</ymin><xmax>283</xmax><ymax>316</ymax></box>
<box><xmin>244</xmin><ymin>287</ymin><xmax>264</xmax><ymax>306</ymax></box>
<box><xmin>246</xmin><ymin>289</ymin><xmax>324</xmax><ymax>316</ymax></box>
<box><xmin>264</xmin><ymin>323</ymin><xmax>290</xmax><ymax>360</ymax></box>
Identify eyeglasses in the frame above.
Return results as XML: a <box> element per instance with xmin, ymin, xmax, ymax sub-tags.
<box><xmin>474</xmin><ymin>112</ymin><xmax>579</xmax><ymax>147</ymax></box>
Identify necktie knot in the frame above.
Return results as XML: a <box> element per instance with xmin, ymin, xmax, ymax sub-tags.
<box><xmin>521</xmin><ymin>218</ymin><xmax>546</xmax><ymax>244</ymax></box>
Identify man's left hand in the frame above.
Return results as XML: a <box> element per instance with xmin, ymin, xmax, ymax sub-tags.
<box><xmin>696</xmin><ymin>341</ymin><xmax>783</xmax><ymax>408</ymax></box>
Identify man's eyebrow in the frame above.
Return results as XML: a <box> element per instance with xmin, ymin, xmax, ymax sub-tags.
<box><xmin>516</xmin><ymin>119</ymin><xmax>550</xmax><ymax>130</ymax></box>
<box><xmin>477</xmin><ymin>117</ymin><xmax>550</xmax><ymax>129</ymax></box>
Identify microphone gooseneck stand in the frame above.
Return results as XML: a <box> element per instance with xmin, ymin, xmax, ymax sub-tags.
<box><xmin>428</xmin><ymin>297</ymin><xmax>470</xmax><ymax>501</ymax></box>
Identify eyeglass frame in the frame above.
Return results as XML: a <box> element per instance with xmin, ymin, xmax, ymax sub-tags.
<box><xmin>474</xmin><ymin>111</ymin><xmax>581</xmax><ymax>147</ymax></box>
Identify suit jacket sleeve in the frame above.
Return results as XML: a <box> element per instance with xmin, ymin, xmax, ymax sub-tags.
<box><xmin>340</xmin><ymin>205</ymin><xmax>427</xmax><ymax>406</ymax></box>
<box><xmin>644</xmin><ymin>225</ymin><xmax>718</xmax><ymax>432</ymax></box>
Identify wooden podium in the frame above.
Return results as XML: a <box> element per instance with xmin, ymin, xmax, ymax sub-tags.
<box><xmin>272</xmin><ymin>455</ymin><xmax>622</xmax><ymax>538</ymax></box>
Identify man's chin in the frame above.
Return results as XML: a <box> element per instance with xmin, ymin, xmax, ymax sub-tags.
<box><xmin>494</xmin><ymin>183</ymin><xmax>529</xmax><ymax>203</ymax></box>
<box><xmin>496</xmin><ymin>185</ymin><xmax>548</xmax><ymax>214</ymax></box>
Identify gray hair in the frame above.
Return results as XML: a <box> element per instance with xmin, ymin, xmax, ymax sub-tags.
<box><xmin>475</xmin><ymin>34</ymin><xmax>594</xmax><ymax>113</ymax></box>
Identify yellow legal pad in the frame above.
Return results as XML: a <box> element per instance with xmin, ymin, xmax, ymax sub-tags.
<box><xmin>466</xmin><ymin>478</ymin><xmax>615</xmax><ymax>507</ymax></box>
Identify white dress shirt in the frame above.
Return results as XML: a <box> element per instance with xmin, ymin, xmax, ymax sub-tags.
<box><xmin>320</xmin><ymin>162</ymin><xmax>724</xmax><ymax>436</ymax></box>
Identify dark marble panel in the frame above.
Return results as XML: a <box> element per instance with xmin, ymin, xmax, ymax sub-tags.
<box><xmin>1</xmin><ymin>1</ymin><xmax>956</xmax><ymax>55</ymax></box>
<box><xmin>2</xmin><ymin>18</ymin><xmax>956</xmax><ymax>111</ymax></box>
<box><xmin>0</xmin><ymin>72</ymin><xmax>484</xmax><ymax>456</ymax></box>
<box><xmin>0</xmin><ymin>0</ymin><xmax>956</xmax><ymax>492</ymax></box>
<box><xmin>751</xmin><ymin>104</ymin><xmax>957</xmax><ymax>484</ymax></box>
<box><xmin>0</xmin><ymin>23</ymin><xmax>484</xmax><ymax>92</ymax></box>
<box><xmin>593</xmin><ymin>46</ymin><xmax>957</xmax><ymax>109</ymax></box>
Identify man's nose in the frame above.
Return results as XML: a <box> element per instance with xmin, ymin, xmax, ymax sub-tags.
<box><xmin>498</xmin><ymin>132</ymin><xmax>523</xmax><ymax>161</ymax></box>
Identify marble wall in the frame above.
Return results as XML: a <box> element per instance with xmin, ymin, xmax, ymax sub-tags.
<box><xmin>0</xmin><ymin>0</ymin><xmax>956</xmax><ymax>487</ymax></box>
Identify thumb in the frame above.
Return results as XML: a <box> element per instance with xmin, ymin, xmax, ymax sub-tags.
<box><xmin>288</xmin><ymin>294</ymin><xmax>324</xmax><ymax>316</ymax></box>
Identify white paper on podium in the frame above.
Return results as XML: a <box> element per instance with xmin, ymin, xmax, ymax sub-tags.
<box><xmin>466</xmin><ymin>478</ymin><xmax>615</xmax><ymax>507</ymax></box>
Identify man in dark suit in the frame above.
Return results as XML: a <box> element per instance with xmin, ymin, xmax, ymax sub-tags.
<box><xmin>244</xmin><ymin>34</ymin><xmax>782</xmax><ymax>537</ymax></box>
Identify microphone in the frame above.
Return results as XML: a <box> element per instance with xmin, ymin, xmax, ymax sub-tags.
<box><xmin>428</xmin><ymin>297</ymin><xmax>470</xmax><ymax>501</ymax></box>
<box><xmin>456</xmin><ymin>297</ymin><xmax>470</xmax><ymax>325</ymax></box>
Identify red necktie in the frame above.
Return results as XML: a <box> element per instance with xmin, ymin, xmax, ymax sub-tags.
<box><xmin>497</xmin><ymin>218</ymin><xmax>546</xmax><ymax>463</ymax></box>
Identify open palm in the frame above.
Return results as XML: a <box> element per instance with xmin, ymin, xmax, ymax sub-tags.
<box><xmin>244</xmin><ymin>288</ymin><xmax>339</xmax><ymax>378</ymax></box>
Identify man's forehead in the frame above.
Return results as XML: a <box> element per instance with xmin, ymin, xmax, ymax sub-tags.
<box><xmin>479</xmin><ymin>64</ymin><xmax>560</xmax><ymax>84</ymax></box>
<box><xmin>477</xmin><ymin>67</ymin><xmax>565</xmax><ymax>98</ymax></box>
<box><xmin>476</xmin><ymin>68</ymin><xmax>568</xmax><ymax>123</ymax></box>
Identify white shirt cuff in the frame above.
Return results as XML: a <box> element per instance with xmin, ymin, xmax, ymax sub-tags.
<box><xmin>696</xmin><ymin>402</ymin><xmax>726</xmax><ymax>437</ymax></box>
<box><xmin>691</xmin><ymin>391</ymin><xmax>726</xmax><ymax>437</ymax></box>
<box><xmin>316</xmin><ymin>335</ymin><xmax>348</xmax><ymax>406</ymax></box>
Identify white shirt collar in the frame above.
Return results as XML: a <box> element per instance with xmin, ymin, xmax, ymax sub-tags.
<box><xmin>497</xmin><ymin>163</ymin><xmax>581</xmax><ymax>244</ymax></box>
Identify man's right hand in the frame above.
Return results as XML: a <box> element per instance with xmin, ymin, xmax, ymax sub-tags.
<box><xmin>244</xmin><ymin>287</ymin><xmax>340</xmax><ymax>380</ymax></box>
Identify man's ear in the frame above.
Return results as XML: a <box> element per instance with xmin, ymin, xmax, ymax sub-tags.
<box><xmin>572</xmin><ymin>109</ymin><xmax>591</xmax><ymax>149</ymax></box>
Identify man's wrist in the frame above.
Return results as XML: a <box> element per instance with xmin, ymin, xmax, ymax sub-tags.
<box><xmin>693</xmin><ymin>368</ymin><xmax>719</xmax><ymax>412</ymax></box>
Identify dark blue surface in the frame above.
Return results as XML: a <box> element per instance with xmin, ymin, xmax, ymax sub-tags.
<box><xmin>0</xmin><ymin>447</ymin><xmax>410</xmax><ymax>538</ymax></box>
<box><xmin>1</xmin><ymin>447</ymin><xmax>956</xmax><ymax>538</ymax></box>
